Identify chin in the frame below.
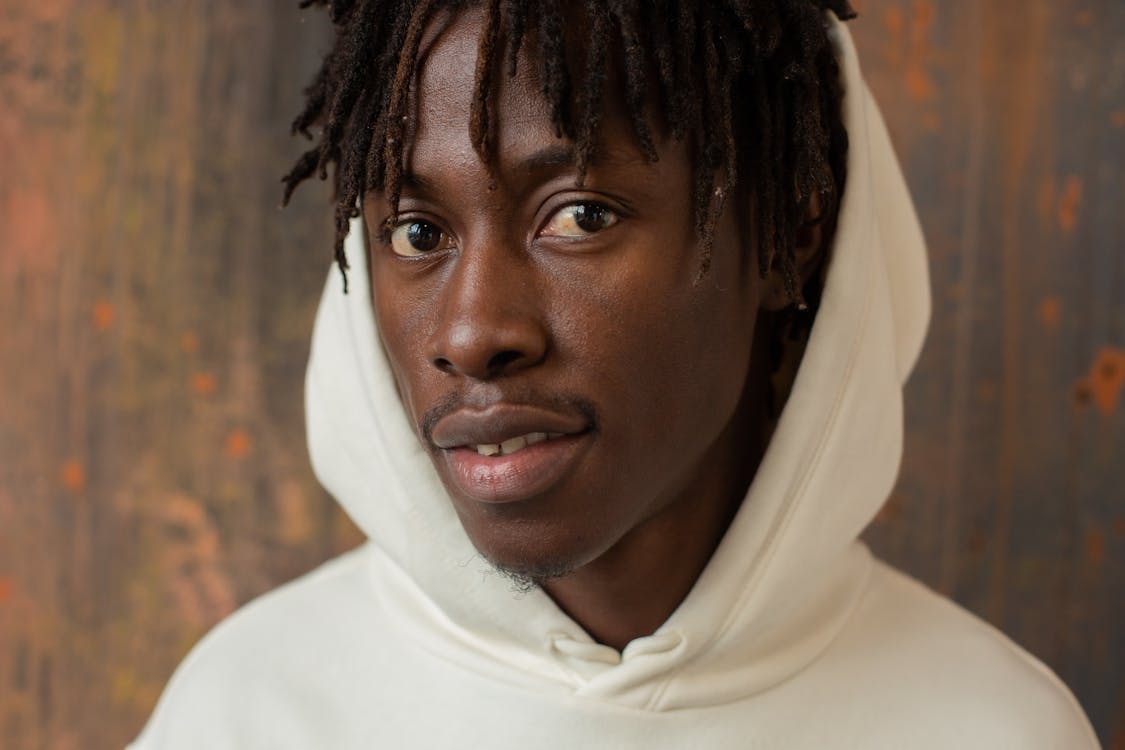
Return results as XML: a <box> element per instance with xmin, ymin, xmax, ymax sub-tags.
<box><xmin>486</xmin><ymin>555</ymin><xmax>577</xmax><ymax>592</ymax></box>
<box><xmin>459</xmin><ymin>510</ymin><xmax>603</xmax><ymax>588</ymax></box>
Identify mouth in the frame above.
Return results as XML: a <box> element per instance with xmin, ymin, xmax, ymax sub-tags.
<box><xmin>430</xmin><ymin>403</ymin><xmax>594</xmax><ymax>505</ymax></box>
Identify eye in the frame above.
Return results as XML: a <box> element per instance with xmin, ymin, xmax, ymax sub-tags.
<box><xmin>388</xmin><ymin>219</ymin><xmax>448</xmax><ymax>257</ymax></box>
<box><xmin>540</xmin><ymin>202</ymin><xmax>619</xmax><ymax>238</ymax></box>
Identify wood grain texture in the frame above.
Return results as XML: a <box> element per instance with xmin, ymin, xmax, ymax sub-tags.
<box><xmin>0</xmin><ymin>1</ymin><xmax>1121</xmax><ymax>748</ymax></box>
<box><xmin>0</xmin><ymin>4</ymin><xmax>360</xmax><ymax>748</ymax></box>
<box><xmin>852</xmin><ymin>2</ymin><xmax>1125</xmax><ymax>745</ymax></box>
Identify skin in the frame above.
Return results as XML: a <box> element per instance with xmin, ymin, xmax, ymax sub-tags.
<box><xmin>363</xmin><ymin>10</ymin><xmax>820</xmax><ymax>651</ymax></box>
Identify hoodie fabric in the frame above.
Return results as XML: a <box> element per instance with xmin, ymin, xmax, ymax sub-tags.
<box><xmin>131</xmin><ymin>15</ymin><xmax>1099</xmax><ymax>749</ymax></box>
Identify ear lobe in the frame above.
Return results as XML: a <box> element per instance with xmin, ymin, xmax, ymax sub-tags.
<box><xmin>759</xmin><ymin>191</ymin><xmax>831</xmax><ymax>312</ymax></box>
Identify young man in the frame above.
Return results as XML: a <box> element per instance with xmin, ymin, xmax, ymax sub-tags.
<box><xmin>132</xmin><ymin>1</ymin><xmax>1099</xmax><ymax>747</ymax></box>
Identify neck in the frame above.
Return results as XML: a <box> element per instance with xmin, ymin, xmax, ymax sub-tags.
<box><xmin>541</xmin><ymin>332</ymin><xmax>774</xmax><ymax>651</ymax></box>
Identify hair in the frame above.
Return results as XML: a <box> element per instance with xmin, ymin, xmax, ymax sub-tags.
<box><xmin>282</xmin><ymin>0</ymin><xmax>856</xmax><ymax>304</ymax></box>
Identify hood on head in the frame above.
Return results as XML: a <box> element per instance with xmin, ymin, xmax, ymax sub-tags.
<box><xmin>304</xmin><ymin>12</ymin><xmax>929</xmax><ymax>709</ymax></box>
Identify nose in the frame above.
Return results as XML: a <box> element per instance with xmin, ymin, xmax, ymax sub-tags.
<box><xmin>426</xmin><ymin>243</ymin><xmax>548</xmax><ymax>380</ymax></box>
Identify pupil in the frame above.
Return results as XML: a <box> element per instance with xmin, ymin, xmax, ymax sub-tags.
<box><xmin>573</xmin><ymin>204</ymin><xmax>606</xmax><ymax>233</ymax></box>
<box><xmin>406</xmin><ymin>222</ymin><xmax>440</xmax><ymax>252</ymax></box>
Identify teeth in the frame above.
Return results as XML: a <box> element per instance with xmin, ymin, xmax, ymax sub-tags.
<box><xmin>500</xmin><ymin>435</ymin><xmax>528</xmax><ymax>454</ymax></box>
<box><xmin>473</xmin><ymin>432</ymin><xmax>556</xmax><ymax>457</ymax></box>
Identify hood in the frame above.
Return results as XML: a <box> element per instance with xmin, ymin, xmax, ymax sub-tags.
<box><xmin>304</xmin><ymin>14</ymin><xmax>930</xmax><ymax>711</ymax></box>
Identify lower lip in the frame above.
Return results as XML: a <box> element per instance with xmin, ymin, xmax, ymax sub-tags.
<box><xmin>440</xmin><ymin>434</ymin><xmax>590</xmax><ymax>504</ymax></box>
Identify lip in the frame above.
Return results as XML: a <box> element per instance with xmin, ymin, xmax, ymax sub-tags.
<box><xmin>431</xmin><ymin>403</ymin><xmax>592</xmax><ymax>504</ymax></box>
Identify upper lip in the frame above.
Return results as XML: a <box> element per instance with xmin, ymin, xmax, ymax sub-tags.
<box><xmin>430</xmin><ymin>403</ymin><xmax>591</xmax><ymax>450</ymax></box>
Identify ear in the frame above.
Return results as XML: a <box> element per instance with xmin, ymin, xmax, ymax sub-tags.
<box><xmin>760</xmin><ymin>191</ymin><xmax>832</xmax><ymax>312</ymax></box>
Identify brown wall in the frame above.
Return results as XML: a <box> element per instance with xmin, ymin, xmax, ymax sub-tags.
<box><xmin>0</xmin><ymin>1</ymin><xmax>1121</xmax><ymax>748</ymax></box>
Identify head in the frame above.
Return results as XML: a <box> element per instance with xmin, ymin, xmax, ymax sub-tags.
<box><xmin>284</xmin><ymin>0</ymin><xmax>855</xmax><ymax>586</ymax></box>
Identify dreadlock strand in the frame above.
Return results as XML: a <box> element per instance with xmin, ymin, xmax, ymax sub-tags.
<box><xmin>383</xmin><ymin>0</ymin><xmax>437</xmax><ymax>214</ymax></box>
<box><xmin>644</xmin><ymin>0</ymin><xmax>677</xmax><ymax>134</ymax></box>
<box><xmin>670</xmin><ymin>3</ymin><xmax>697</xmax><ymax>141</ymax></box>
<box><xmin>291</xmin><ymin>60</ymin><xmax>330</xmax><ymax>139</ymax></box>
<box><xmin>692</xmin><ymin>10</ymin><xmax>726</xmax><ymax>279</ymax></box>
<box><xmin>316</xmin><ymin>1</ymin><xmax>379</xmax><ymax>178</ymax></box>
<box><xmin>470</xmin><ymin>0</ymin><xmax>502</xmax><ymax>161</ymax></box>
<box><xmin>534</xmin><ymin>0</ymin><xmax>571</xmax><ymax>139</ymax></box>
<box><xmin>574</xmin><ymin>0</ymin><xmax>610</xmax><ymax>180</ymax></box>
<box><xmin>281</xmin><ymin>148</ymin><xmax>322</xmax><ymax>206</ymax></box>
<box><xmin>607</xmin><ymin>0</ymin><xmax>658</xmax><ymax>162</ymax></box>
<box><xmin>503</xmin><ymin>0</ymin><xmax>530</xmax><ymax>76</ymax></box>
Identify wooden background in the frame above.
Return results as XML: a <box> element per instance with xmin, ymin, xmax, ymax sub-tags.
<box><xmin>0</xmin><ymin>1</ymin><xmax>1121</xmax><ymax>747</ymax></box>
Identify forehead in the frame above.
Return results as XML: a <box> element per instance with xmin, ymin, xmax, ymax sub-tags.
<box><xmin>404</xmin><ymin>6</ymin><xmax>653</xmax><ymax>177</ymax></box>
<box><xmin>414</xmin><ymin>9</ymin><xmax>553</xmax><ymax>141</ymax></box>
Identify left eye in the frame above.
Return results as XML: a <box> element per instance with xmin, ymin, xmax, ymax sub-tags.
<box><xmin>540</xmin><ymin>202</ymin><xmax>618</xmax><ymax>238</ymax></box>
<box><xmin>388</xmin><ymin>220</ymin><xmax>448</xmax><ymax>257</ymax></box>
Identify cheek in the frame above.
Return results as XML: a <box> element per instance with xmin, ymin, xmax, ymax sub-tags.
<box><xmin>372</xmin><ymin>278</ymin><xmax>434</xmax><ymax>428</ymax></box>
<box><xmin>553</xmin><ymin>246</ymin><xmax>757</xmax><ymax>458</ymax></box>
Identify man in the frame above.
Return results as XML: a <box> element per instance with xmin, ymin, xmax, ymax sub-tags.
<box><xmin>132</xmin><ymin>1</ymin><xmax>1099</xmax><ymax>747</ymax></box>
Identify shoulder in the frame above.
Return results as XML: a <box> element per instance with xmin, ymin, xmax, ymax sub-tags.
<box><xmin>129</xmin><ymin>545</ymin><xmax>382</xmax><ymax>749</ymax></box>
<box><xmin>827</xmin><ymin>558</ymin><xmax>1100</xmax><ymax>749</ymax></box>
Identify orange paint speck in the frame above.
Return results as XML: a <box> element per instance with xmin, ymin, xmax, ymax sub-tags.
<box><xmin>1038</xmin><ymin>295</ymin><xmax>1061</xmax><ymax>330</ymax></box>
<box><xmin>912</xmin><ymin>0</ymin><xmax>934</xmax><ymax>27</ymax></box>
<box><xmin>907</xmin><ymin>1</ymin><xmax>935</xmax><ymax>101</ymax></box>
<box><xmin>191</xmin><ymin>372</ymin><xmax>217</xmax><ymax>396</ymax></box>
<box><xmin>884</xmin><ymin>6</ymin><xmax>904</xmax><ymax>36</ymax></box>
<box><xmin>1085</xmin><ymin>528</ymin><xmax>1105</xmax><ymax>565</ymax></box>
<box><xmin>225</xmin><ymin>429</ymin><xmax>252</xmax><ymax>459</ymax></box>
<box><xmin>1074</xmin><ymin>10</ymin><xmax>1094</xmax><ymax>27</ymax></box>
<box><xmin>180</xmin><ymin>332</ymin><xmax>200</xmax><ymax>354</ymax></box>
<box><xmin>1075</xmin><ymin>347</ymin><xmax>1125</xmax><ymax>416</ymax></box>
<box><xmin>92</xmin><ymin>301</ymin><xmax>115</xmax><ymax>331</ymax></box>
<box><xmin>905</xmin><ymin>66</ymin><xmax>936</xmax><ymax>101</ymax></box>
<box><xmin>1058</xmin><ymin>176</ymin><xmax>1083</xmax><ymax>233</ymax></box>
<box><xmin>0</xmin><ymin>576</ymin><xmax>11</xmax><ymax>603</ymax></box>
<box><xmin>62</xmin><ymin>460</ymin><xmax>86</xmax><ymax>493</ymax></box>
<box><xmin>1111</xmin><ymin>110</ymin><xmax>1125</xmax><ymax>129</ymax></box>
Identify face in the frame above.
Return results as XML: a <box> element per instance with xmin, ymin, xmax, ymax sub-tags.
<box><xmin>364</xmin><ymin>10</ymin><xmax>768</xmax><ymax>582</ymax></box>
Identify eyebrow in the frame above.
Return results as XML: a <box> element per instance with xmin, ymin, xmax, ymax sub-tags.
<box><xmin>518</xmin><ymin>143</ymin><xmax>649</xmax><ymax>172</ymax></box>
<box><xmin>518</xmin><ymin>143</ymin><xmax>577</xmax><ymax>173</ymax></box>
<box><xmin>400</xmin><ymin>144</ymin><xmax>576</xmax><ymax>191</ymax></box>
<box><xmin>397</xmin><ymin>141</ymin><xmax>648</xmax><ymax>196</ymax></box>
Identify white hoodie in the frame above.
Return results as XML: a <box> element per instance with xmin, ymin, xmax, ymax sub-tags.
<box><xmin>131</xmin><ymin>16</ymin><xmax>1099</xmax><ymax>750</ymax></box>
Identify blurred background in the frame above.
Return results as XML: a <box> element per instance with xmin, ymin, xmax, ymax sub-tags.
<box><xmin>0</xmin><ymin>1</ymin><xmax>1121</xmax><ymax>747</ymax></box>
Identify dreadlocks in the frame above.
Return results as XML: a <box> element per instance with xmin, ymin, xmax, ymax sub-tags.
<box><xmin>282</xmin><ymin>0</ymin><xmax>856</xmax><ymax>302</ymax></box>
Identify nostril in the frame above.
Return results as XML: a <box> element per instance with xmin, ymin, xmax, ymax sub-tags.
<box><xmin>487</xmin><ymin>350</ymin><xmax>523</xmax><ymax>375</ymax></box>
<box><xmin>433</xmin><ymin>356</ymin><xmax>454</xmax><ymax>373</ymax></box>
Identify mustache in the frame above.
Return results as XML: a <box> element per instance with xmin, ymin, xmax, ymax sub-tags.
<box><xmin>419</xmin><ymin>388</ymin><xmax>599</xmax><ymax>446</ymax></box>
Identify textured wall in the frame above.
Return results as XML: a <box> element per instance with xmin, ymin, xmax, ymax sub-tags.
<box><xmin>853</xmin><ymin>1</ymin><xmax>1125</xmax><ymax>744</ymax></box>
<box><xmin>0</xmin><ymin>1</ymin><xmax>1121</xmax><ymax>748</ymax></box>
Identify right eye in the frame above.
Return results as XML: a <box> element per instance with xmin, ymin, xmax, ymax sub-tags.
<box><xmin>388</xmin><ymin>220</ymin><xmax>449</xmax><ymax>257</ymax></box>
